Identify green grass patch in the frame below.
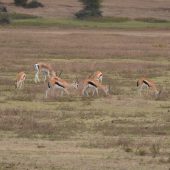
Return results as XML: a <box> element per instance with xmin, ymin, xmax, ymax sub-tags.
<box><xmin>10</xmin><ymin>17</ymin><xmax>170</xmax><ymax>29</ymax></box>
<box><xmin>9</xmin><ymin>12</ymin><xmax>39</xmax><ymax>20</ymax></box>
<box><xmin>135</xmin><ymin>17</ymin><xmax>168</xmax><ymax>23</ymax></box>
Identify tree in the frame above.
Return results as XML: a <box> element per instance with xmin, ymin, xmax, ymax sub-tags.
<box><xmin>75</xmin><ymin>0</ymin><xmax>102</xmax><ymax>19</ymax></box>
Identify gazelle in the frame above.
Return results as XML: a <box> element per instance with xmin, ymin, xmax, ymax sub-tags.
<box><xmin>137</xmin><ymin>77</ymin><xmax>160</xmax><ymax>97</ymax></box>
<box><xmin>34</xmin><ymin>62</ymin><xmax>56</xmax><ymax>83</ymax></box>
<box><xmin>45</xmin><ymin>76</ymin><xmax>79</xmax><ymax>98</ymax></box>
<box><xmin>15</xmin><ymin>71</ymin><xmax>26</xmax><ymax>89</ymax></box>
<box><xmin>88</xmin><ymin>71</ymin><xmax>103</xmax><ymax>83</ymax></box>
<box><xmin>82</xmin><ymin>78</ymin><xmax>109</xmax><ymax>96</ymax></box>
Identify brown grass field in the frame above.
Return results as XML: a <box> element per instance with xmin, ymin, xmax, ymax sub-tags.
<box><xmin>0</xmin><ymin>1</ymin><xmax>170</xmax><ymax>170</ymax></box>
<box><xmin>2</xmin><ymin>0</ymin><xmax>170</xmax><ymax>20</ymax></box>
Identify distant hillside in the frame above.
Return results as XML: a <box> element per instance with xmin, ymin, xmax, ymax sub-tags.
<box><xmin>1</xmin><ymin>0</ymin><xmax>170</xmax><ymax>20</ymax></box>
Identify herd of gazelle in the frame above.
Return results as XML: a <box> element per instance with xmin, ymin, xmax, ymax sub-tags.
<box><xmin>15</xmin><ymin>62</ymin><xmax>161</xmax><ymax>98</ymax></box>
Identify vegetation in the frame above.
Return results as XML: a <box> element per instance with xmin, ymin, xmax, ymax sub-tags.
<box><xmin>14</xmin><ymin>0</ymin><xmax>43</xmax><ymax>8</ymax></box>
<box><xmin>9</xmin><ymin>12</ymin><xmax>38</xmax><ymax>20</ymax></box>
<box><xmin>25</xmin><ymin>0</ymin><xmax>44</xmax><ymax>8</ymax></box>
<box><xmin>10</xmin><ymin>17</ymin><xmax>170</xmax><ymax>29</ymax></box>
<box><xmin>1</xmin><ymin>0</ymin><xmax>170</xmax><ymax>169</ymax></box>
<box><xmin>0</xmin><ymin>12</ymin><xmax>10</xmax><ymax>24</ymax></box>
<box><xmin>14</xmin><ymin>0</ymin><xmax>28</xmax><ymax>6</ymax></box>
<box><xmin>75</xmin><ymin>0</ymin><xmax>102</xmax><ymax>19</ymax></box>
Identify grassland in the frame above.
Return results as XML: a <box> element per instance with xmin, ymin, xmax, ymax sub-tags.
<box><xmin>0</xmin><ymin>0</ymin><xmax>170</xmax><ymax>169</ymax></box>
<box><xmin>0</xmin><ymin>27</ymin><xmax>170</xmax><ymax>170</ymax></box>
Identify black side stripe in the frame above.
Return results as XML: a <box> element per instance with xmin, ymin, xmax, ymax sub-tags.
<box><xmin>55</xmin><ymin>82</ymin><xmax>65</xmax><ymax>88</ymax></box>
<box><xmin>143</xmin><ymin>80</ymin><xmax>150</xmax><ymax>87</ymax></box>
<box><xmin>88</xmin><ymin>81</ymin><xmax>97</xmax><ymax>88</ymax></box>
<box><xmin>48</xmin><ymin>82</ymin><xmax>51</xmax><ymax>88</ymax></box>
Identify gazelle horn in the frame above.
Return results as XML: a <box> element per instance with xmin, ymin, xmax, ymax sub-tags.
<box><xmin>58</xmin><ymin>70</ymin><xmax>63</xmax><ymax>77</ymax></box>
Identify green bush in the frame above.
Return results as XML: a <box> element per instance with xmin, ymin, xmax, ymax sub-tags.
<box><xmin>26</xmin><ymin>0</ymin><xmax>44</xmax><ymax>8</ymax></box>
<box><xmin>76</xmin><ymin>0</ymin><xmax>102</xmax><ymax>19</ymax></box>
<box><xmin>14</xmin><ymin>0</ymin><xmax>43</xmax><ymax>8</ymax></box>
<box><xmin>14</xmin><ymin>0</ymin><xmax>28</xmax><ymax>6</ymax></box>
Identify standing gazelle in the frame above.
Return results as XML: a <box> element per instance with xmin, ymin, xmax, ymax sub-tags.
<box><xmin>15</xmin><ymin>72</ymin><xmax>26</xmax><ymax>89</ymax></box>
<box><xmin>137</xmin><ymin>77</ymin><xmax>160</xmax><ymax>97</ymax></box>
<box><xmin>34</xmin><ymin>62</ymin><xmax>56</xmax><ymax>83</ymax></box>
<box><xmin>82</xmin><ymin>79</ymin><xmax>109</xmax><ymax>96</ymax></box>
<box><xmin>88</xmin><ymin>71</ymin><xmax>103</xmax><ymax>83</ymax></box>
<box><xmin>45</xmin><ymin>76</ymin><xmax>79</xmax><ymax>98</ymax></box>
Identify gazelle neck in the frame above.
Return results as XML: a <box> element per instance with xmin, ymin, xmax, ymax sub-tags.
<box><xmin>51</xmin><ymin>71</ymin><xmax>56</xmax><ymax>77</ymax></box>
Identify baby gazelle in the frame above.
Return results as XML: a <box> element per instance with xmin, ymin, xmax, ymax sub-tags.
<box><xmin>45</xmin><ymin>76</ymin><xmax>79</xmax><ymax>98</ymax></box>
<box><xmin>137</xmin><ymin>77</ymin><xmax>160</xmax><ymax>97</ymax></box>
<box><xmin>88</xmin><ymin>71</ymin><xmax>103</xmax><ymax>83</ymax></box>
<box><xmin>15</xmin><ymin>72</ymin><xmax>26</xmax><ymax>89</ymax></box>
<box><xmin>82</xmin><ymin>78</ymin><xmax>109</xmax><ymax>96</ymax></box>
<box><xmin>34</xmin><ymin>62</ymin><xmax>56</xmax><ymax>83</ymax></box>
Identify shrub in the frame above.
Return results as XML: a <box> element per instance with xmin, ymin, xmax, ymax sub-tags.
<box><xmin>14</xmin><ymin>0</ymin><xmax>28</xmax><ymax>6</ymax></box>
<box><xmin>75</xmin><ymin>0</ymin><xmax>102</xmax><ymax>19</ymax></box>
<box><xmin>14</xmin><ymin>0</ymin><xmax>43</xmax><ymax>8</ymax></box>
<box><xmin>26</xmin><ymin>0</ymin><xmax>44</xmax><ymax>8</ymax></box>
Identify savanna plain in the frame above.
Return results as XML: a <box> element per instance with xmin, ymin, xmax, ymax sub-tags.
<box><xmin>0</xmin><ymin>0</ymin><xmax>170</xmax><ymax>170</ymax></box>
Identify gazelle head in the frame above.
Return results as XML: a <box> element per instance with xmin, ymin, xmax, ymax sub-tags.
<box><xmin>57</xmin><ymin>70</ymin><xmax>63</xmax><ymax>77</ymax></box>
<box><xmin>97</xmin><ymin>76</ymin><xmax>103</xmax><ymax>83</ymax></box>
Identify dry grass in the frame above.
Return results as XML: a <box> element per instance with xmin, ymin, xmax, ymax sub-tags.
<box><xmin>0</xmin><ymin>25</ymin><xmax>170</xmax><ymax>169</ymax></box>
<box><xmin>2</xmin><ymin>0</ymin><xmax>170</xmax><ymax>20</ymax></box>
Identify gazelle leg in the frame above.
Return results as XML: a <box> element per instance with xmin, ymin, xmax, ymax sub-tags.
<box><xmin>43</xmin><ymin>74</ymin><xmax>47</xmax><ymax>82</ymax></box>
<box><xmin>138</xmin><ymin>85</ymin><xmax>142</xmax><ymax>96</ymax></box>
<box><xmin>35</xmin><ymin>72</ymin><xmax>40</xmax><ymax>83</ymax></box>
<box><xmin>45</xmin><ymin>87</ymin><xmax>50</xmax><ymax>98</ymax></box>
<box><xmin>18</xmin><ymin>81</ymin><xmax>22</xmax><ymax>89</ymax></box>
<box><xmin>47</xmin><ymin>71</ymin><xmax>50</xmax><ymax>78</ymax></box>
<box><xmin>138</xmin><ymin>84</ymin><xmax>146</xmax><ymax>96</ymax></box>
<box><xmin>63</xmin><ymin>88</ymin><xmax>69</xmax><ymax>96</ymax></box>
<box><xmin>85</xmin><ymin>90</ymin><xmax>89</xmax><ymax>96</ymax></box>
<box><xmin>43</xmin><ymin>71</ymin><xmax>49</xmax><ymax>82</ymax></box>
<box><xmin>16</xmin><ymin>81</ymin><xmax>19</xmax><ymax>88</ymax></box>
<box><xmin>82</xmin><ymin>86</ymin><xmax>88</xmax><ymax>96</ymax></box>
<box><xmin>92</xmin><ymin>87</ymin><xmax>96</xmax><ymax>96</ymax></box>
<box><xmin>95</xmin><ymin>88</ymin><xmax>99</xmax><ymax>96</ymax></box>
<box><xmin>146</xmin><ymin>86</ymin><xmax>150</xmax><ymax>96</ymax></box>
<box><xmin>20</xmin><ymin>81</ymin><xmax>23</xmax><ymax>89</ymax></box>
<box><xmin>22</xmin><ymin>80</ymin><xmax>24</xmax><ymax>87</ymax></box>
<box><xmin>60</xmin><ymin>89</ymin><xmax>64</xmax><ymax>96</ymax></box>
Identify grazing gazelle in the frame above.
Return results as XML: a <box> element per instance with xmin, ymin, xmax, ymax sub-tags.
<box><xmin>15</xmin><ymin>71</ymin><xmax>26</xmax><ymax>89</ymax></box>
<box><xmin>137</xmin><ymin>77</ymin><xmax>160</xmax><ymax>97</ymax></box>
<box><xmin>45</xmin><ymin>76</ymin><xmax>79</xmax><ymax>98</ymax></box>
<box><xmin>88</xmin><ymin>71</ymin><xmax>103</xmax><ymax>83</ymax></box>
<box><xmin>34</xmin><ymin>62</ymin><xmax>56</xmax><ymax>83</ymax></box>
<box><xmin>82</xmin><ymin>78</ymin><xmax>109</xmax><ymax>96</ymax></box>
